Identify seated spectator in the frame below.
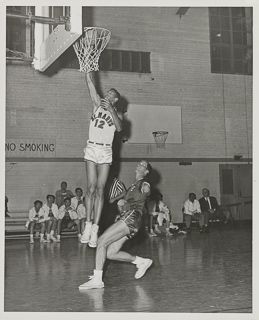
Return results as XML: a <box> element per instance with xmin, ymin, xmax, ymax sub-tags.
<box><xmin>27</xmin><ymin>200</ymin><xmax>46</xmax><ymax>244</ymax></box>
<box><xmin>55</xmin><ymin>181</ymin><xmax>74</xmax><ymax>208</ymax></box>
<box><xmin>5</xmin><ymin>196</ymin><xmax>10</xmax><ymax>217</ymax></box>
<box><xmin>147</xmin><ymin>193</ymin><xmax>177</xmax><ymax>237</ymax></box>
<box><xmin>57</xmin><ymin>197</ymin><xmax>80</xmax><ymax>242</ymax></box>
<box><xmin>199</xmin><ymin>188</ymin><xmax>224</xmax><ymax>233</ymax></box>
<box><xmin>183</xmin><ymin>193</ymin><xmax>202</xmax><ymax>234</ymax></box>
<box><xmin>43</xmin><ymin>195</ymin><xmax>59</xmax><ymax>242</ymax></box>
<box><xmin>71</xmin><ymin>188</ymin><xmax>87</xmax><ymax>235</ymax></box>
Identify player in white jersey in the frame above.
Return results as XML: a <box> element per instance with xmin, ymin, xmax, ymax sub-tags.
<box><xmin>81</xmin><ymin>71</ymin><xmax>123</xmax><ymax>248</ymax></box>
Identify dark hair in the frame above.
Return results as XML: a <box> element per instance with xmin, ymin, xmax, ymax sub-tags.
<box><xmin>109</xmin><ymin>88</ymin><xmax>120</xmax><ymax>101</ymax></box>
<box><xmin>61</xmin><ymin>181</ymin><xmax>67</xmax><ymax>186</ymax></box>
<box><xmin>189</xmin><ymin>193</ymin><xmax>196</xmax><ymax>199</ymax></box>
<box><xmin>46</xmin><ymin>194</ymin><xmax>55</xmax><ymax>201</ymax></box>
<box><xmin>146</xmin><ymin>162</ymin><xmax>152</xmax><ymax>176</ymax></box>
<box><xmin>75</xmin><ymin>188</ymin><xmax>83</xmax><ymax>193</ymax></box>
<box><xmin>156</xmin><ymin>192</ymin><xmax>163</xmax><ymax>199</ymax></box>
<box><xmin>34</xmin><ymin>200</ymin><xmax>43</xmax><ymax>207</ymax></box>
<box><xmin>202</xmin><ymin>188</ymin><xmax>210</xmax><ymax>194</ymax></box>
<box><xmin>64</xmin><ymin>197</ymin><xmax>71</xmax><ymax>203</ymax></box>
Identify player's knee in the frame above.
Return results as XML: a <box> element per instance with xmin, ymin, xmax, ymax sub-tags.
<box><xmin>87</xmin><ymin>185</ymin><xmax>96</xmax><ymax>196</ymax></box>
<box><xmin>96</xmin><ymin>186</ymin><xmax>105</xmax><ymax>198</ymax></box>
<box><xmin>107</xmin><ymin>247</ymin><xmax>117</xmax><ymax>260</ymax></box>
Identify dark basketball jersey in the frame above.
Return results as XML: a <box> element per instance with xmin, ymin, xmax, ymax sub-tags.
<box><xmin>124</xmin><ymin>179</ymin><xmax>150</xmax><ymax>213</ymax></box>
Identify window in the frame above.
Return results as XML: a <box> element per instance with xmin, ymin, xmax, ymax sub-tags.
<box><xmin>6</xmin><ymin>6</ymin><xmax>28</xmax><ymax>58</ymax></box>
<box><xmin>209</xmin><ymin>7</ymin><xmax>252</xmax><ymax>75</ymax></box>
<box><xmin>61</xmin><ymin>48</ymin><xmax>151</xmax><ymax>73</ymax></box>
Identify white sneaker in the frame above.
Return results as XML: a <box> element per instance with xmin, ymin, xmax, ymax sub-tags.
<box><xmin>149</xmin><ymin>229</ymin><xmax>157</xmax><ymax>237</ymax></box>
<box><xmin>154</xmin><ymin>226</ymin><xmax>162</xmax><ymax>234</ymax></box>
<box><xmin>78</xmin><ymin>276</ymin><xmax>104</xmax><ymax>290</ymax></box>
<box><xmin>169</xmin><ymin>223</ymin><xmax>179</xmax><ymax>230</ymax></box>
<box><xmin>50</xmin><ymin>234</ymin><xmax>57</xmax><ymax>242</ymax></box>
<box><xmin>56</xmin><ymin>236</ymin><xmax>61</xmax><ymax>243</ymax></box>
<box><xmin>135</xmin><ymin>259</ymin><xmax>153</xmax><ymax>279</ymax></box>
<box><xmin>81</xmin><ymin>222</ymin><xmax>92</xmax><ymax>244</ymax></box>
<box><xmin>40</xmin><ymin>238</ymin><xmax>47</xmax><ymax>243</ymax></box>
<box><xmin>30</xmin><ymin>238</ymin><xmax>34</xmax><ymax>244</ymax></box>
<box><xmin>46</xmin><ymin>235</ymin><xmax>51</xmax><ymax>243</ymax></box>
<box><xmin>89</xmin><ymin>224</ymin><xmax>99</xmax><ymax>248</ymax></box>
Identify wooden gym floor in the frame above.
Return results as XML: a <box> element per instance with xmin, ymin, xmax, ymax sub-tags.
<box><xmin>4</xmin><ymin>223</ymin><xmax>252</xmax><ymax>313</ymax></box>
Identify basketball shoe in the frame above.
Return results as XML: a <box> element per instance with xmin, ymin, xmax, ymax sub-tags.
<box><xmin>81</xmin><ymin>221</ymin><xmax>92</xmax><ymax>243</ymax></box>
<box><xmin>79</xmin><ymin>270</ymin><xmax>104</xmax><ymax>290</ymax></box>
<box><xmin>89</xmin><ymin>224</ymin><xmax>99</xmax><ymax>248</ymax></box>
<box><xmin>134</xmin><ymin>258</ymin><xmax>153</xmax><ymax>279</ymax></box>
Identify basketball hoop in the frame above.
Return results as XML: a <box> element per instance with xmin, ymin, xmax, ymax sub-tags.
<box><xmin>73</xmin><ymin>27</ymin><xmax>111</xmax><ymax>73</ymax></box>
<box><xmin>152</xmin><ymin>131</ymin><xmax>168</xmax><ymax>148</ymax></box>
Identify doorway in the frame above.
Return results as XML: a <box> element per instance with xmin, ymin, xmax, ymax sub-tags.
<box><xmin>219</xmin><ymin>164</ymin><xmax>252</xmax><ymax>220</ymax></box>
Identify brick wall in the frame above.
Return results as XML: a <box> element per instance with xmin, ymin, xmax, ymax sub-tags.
<box><xmin>5</xmin><ymin>7</ymin><xmax>252</xmax><ymax>219</ymax></box>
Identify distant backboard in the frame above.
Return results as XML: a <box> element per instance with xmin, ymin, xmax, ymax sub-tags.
<box><xmin>126</xmin><ymin>105</ymin><xmax>182</xmax><ymax>144</ymax></box>
<box><xmin>33</xmin><ymin>6</ymin><xmax>82</xmax><ymax>72</ymax></box>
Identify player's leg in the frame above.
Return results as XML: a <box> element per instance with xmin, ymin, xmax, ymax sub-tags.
<box><xmin>79</xmin><ymin>220</ymin><xmax>129</xmax><ymax>290</ymax></box>
<box><xmin>56</xmin><ymin>219</ymin><xmax>62</xmax><ymax>242</ymax></box>
<box><xmin>46</xmin><ymin>220</ymin><xmax>52</xmax><ymax>242</ymax></box>
<box><xmin>40</xmin><ymin>222</ymin><xmax>47</xmax><ymax>243</ymax></box>
<box><xmin>88</xmin><ymin>163</ymin><xmax>110</xmax><ymax>248</ymax></box>
<box><xmin>81</xmin><ymin>161</ymin><xmax>97</xmax><ymax>244</ymax></box>
<box><xmin>29</xmin><ymin>221</ymin><xmax>35</xmax><ymax>243</ymax></box>
<box><xmin>85</xmin><ymin>160</ymin><xmax>97</xmax><ymax>221</ymax></box>
<box><xmin>106</xmin><ymin>235</ymin><xmax>153</xmax><ymax>279</ymax></box>
<box><xmin>50</xmin><ymin>218</ymin><xmax>57</xmax><ymax>241</ymax></box>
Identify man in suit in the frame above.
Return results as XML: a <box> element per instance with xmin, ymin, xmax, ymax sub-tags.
<box><xmin>199</xmin><ymin>188</ymin><xmax>220</xmax><ymax>233</ymax></box>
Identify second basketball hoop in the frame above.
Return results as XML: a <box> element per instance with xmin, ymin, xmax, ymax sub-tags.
<box><xmin>73</xmin><ymin>27</ymin><xmax>111</xmax><ymax>73</ymax></box>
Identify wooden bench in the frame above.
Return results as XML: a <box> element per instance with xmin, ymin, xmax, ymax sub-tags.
<box><xmin>5</xmin><ymin>212</ymin><xmax>78</xmax><ymax>239</ymax></box>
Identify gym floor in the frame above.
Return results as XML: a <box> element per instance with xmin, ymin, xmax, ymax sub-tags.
<box><xmin>4</xmin><ymin>224</ymin><xmax>252</xmax><ymax>313</ymax></box>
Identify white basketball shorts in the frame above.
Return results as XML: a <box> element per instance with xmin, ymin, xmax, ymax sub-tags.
<box><xmin>84</xmin><ymin>142</ymin><xmax>112</xmax><ymax>165</ymax></box>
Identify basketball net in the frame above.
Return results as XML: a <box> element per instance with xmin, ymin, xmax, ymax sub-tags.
<box><xmin>152</xmin><ymin>131</ymin><xmax>168</xmax><ymax>148</ymax></box>
<box><xmin>73</xmin><ymin>27</ymin><xmax>111</xmax><ymax>73</ymax></box>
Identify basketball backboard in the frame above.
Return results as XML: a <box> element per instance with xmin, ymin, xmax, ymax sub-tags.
<box><xmin>32</xmin><ymin>6</ymin><xmax>82</xmax><ymax>72</ymax></box>
<box><xmin>126</xmin><ymin>105</ymin><xmax>182</xmax><ymax>144</ymax></box>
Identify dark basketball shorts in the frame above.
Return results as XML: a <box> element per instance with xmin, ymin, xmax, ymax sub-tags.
<box><xmin>61</xmin><ymin>218</ymin><xmax>72</xmax><ymax>229</ymax></box>
<box><xmin>120</xmin><ymin>209</ymin><xmax>143</xmax><ymax>239</ymax></box>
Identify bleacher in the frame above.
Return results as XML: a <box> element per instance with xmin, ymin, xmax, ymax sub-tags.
<box><xmin>5</xmin><ymin>212</ymin><xmax>78</xmax><ymax>240</ymax></box>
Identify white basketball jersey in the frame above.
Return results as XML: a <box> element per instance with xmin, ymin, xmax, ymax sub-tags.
<box><xmin>89</xmin><ymin>106</ymin><xmax>116</xmax><ymax>144</ymax></box>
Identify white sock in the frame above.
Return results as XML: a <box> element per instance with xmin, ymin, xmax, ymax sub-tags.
<box><xmin>92</xmin><ymin>224</ymin><xmax>99</xmax><ymax>233</ymax></box>
<box><xmin>93</xmin><ymin>269</ymin><xmax>103</xmax><ymax>280</ymax></box>
<box><xmin>132</xmin><ymin>256</ymin><xmax>143</xmax><ymax>265</ymax></box>
<box><xmin>30</xmin><ymin>234</ymin><xmax>33</xmax><ymax>239</ymax></box>
<box><xmin>57</xmin><ymin>235</ymin><xmax>60</xmax><ymax>239</ymax></box>
<box><xmin>85</xmin><ymin>221</ymin><xmax>92</xmax><ymax>228</ymax></box>
<box><xmin>40</xmin><ymin>233</ymin><xmax>44</xmax><ymax>239</ymax></box>
<box><xmin>50</xmin><ymin>230</ymin><xmax>54</xmax><ymax>236</ymax></box>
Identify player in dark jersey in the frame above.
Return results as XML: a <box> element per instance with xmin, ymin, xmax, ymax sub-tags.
<box><xmin>79</xmin><ymin>160</ymin><xmax>153</xmax><ymax>290</ymax></box>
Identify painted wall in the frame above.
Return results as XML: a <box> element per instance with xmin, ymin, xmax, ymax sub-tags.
<box><xmin>5</xmin><ymin>7</ymin><xmax>252</xmax><ymax>220</ymax></box>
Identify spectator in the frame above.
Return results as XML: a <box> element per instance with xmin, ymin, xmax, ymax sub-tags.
<box><xmin>183</xmin><ymin>193</ymin><xmax>202</xmax><ymax>234</ymax></box>
<box><xmin>55</xmin><ymin>181</ymin><xmax>74</xmax><ymax>208</ymax></box>
<box><xmin>56</xmin><ymin>197</ymin><xmax>80</xmax><ymax>242</ymax></box>
<box><xmin>27</xmin><ymin>200</ymin><xmax>46</xmax><ymax>244</ymax></box>
<box><xmin>199</xmin><ymin>188</ymin><xmax>222</xmax><ymax>233</ymax></box>
<box><xmin>43</xmin><ymin>195</ymin><xmax>59</xmax><ymax>242</ymax></box>
<box><xmin>5</xmin><ymin>196</ymin><xmax>10</xmax><ymax>217</ymax></box>
<box><xmin>71</xmin><ymin>188</ymin><xmax>87</xmax><ymax>235</ymax></box>
<box><xmin>147</xmin><ymin>193</ymin><xmax>177</xmax><ymax>237</ymax></box>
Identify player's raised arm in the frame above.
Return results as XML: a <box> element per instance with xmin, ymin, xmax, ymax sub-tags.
<box><xmin>85</xmin><ymin>72</ymin><xmax>102</xmax><ymax>112</ymax></box>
